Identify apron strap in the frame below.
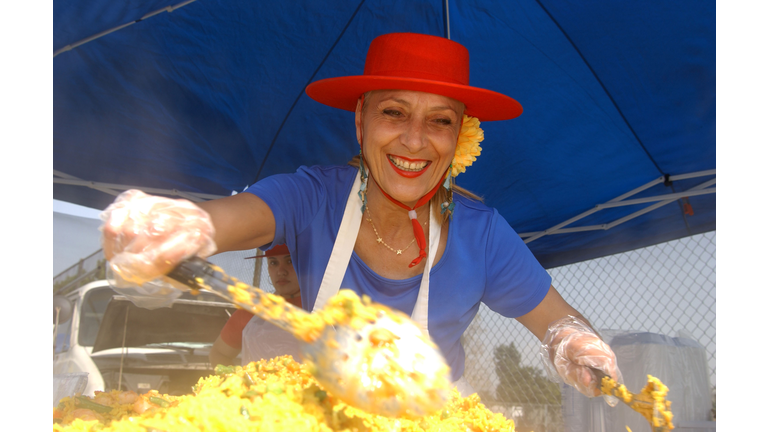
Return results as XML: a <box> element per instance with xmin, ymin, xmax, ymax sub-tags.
<box><xmin>411</xmin><ymin>204</ymin><xmax>441</xmax><ymax>333</ymax></box>
<box><xmin>313</xmin><ymin>170</ymin><xmax>441</xmax><ymax>339</ymax></box>
<box><xmin>313</xmin><ymin>173</ymin><xmax>363</xmax><ymax>312</ymax></box>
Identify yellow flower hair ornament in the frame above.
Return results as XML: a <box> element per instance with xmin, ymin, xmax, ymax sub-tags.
<box><xmin>441</xmin><ymin>115</ymin><xmax>484</xmax><ymax>216</ymax></box>
<box><xmin>451</xmin><ymin>115</ymin><xmax>484</xmax><ymax>177</ymax></box>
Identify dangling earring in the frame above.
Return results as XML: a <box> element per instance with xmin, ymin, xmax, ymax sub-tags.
<box><xmin>441</xmin><ymin>166</ymin><xmax>455</xmax><ymax>215</ymax></box>
<box><xmin>358</xmin><ymin>152</ymin><xmax>369</xmax><ymax>213</ymax></box>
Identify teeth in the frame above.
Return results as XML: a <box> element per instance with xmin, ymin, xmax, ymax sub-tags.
<box><xmin>389</xmin><ymin>156</ymin><xmax>428</xmax><ymax>172</ymax></box>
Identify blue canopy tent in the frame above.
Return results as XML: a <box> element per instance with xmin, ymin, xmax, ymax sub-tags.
<box><xmin>53</xmin><ymin>0</ymin><xmax>715</xmax><ymax>269</ymax></box>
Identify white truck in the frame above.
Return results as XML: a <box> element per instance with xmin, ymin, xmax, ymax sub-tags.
<box><xmin>53</xmin><ymin>280</ymin><xmax>237</xmax><ymax>397</ymax></box>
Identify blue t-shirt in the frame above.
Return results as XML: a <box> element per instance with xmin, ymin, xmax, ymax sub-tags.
<box><xmin>246</xmin><ymin>165</ymin><xmax>551</xmax><ymax>380</ymax></box>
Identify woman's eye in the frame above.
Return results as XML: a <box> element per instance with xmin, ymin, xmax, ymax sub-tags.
<box><xmin>382</xmin><ymin>109</ymin><xmax>402</xmax><ymax>117</ymax></box>
<box><xmin>435</xmin><ymin>118</ymin><xmax>452</xmax><ymax>125</ymax></box>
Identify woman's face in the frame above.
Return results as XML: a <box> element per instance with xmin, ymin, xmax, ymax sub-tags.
<box><xmin>266</xmin><ymin>254</ymin><xmax>300</xmax><ymax>297</ymax></box>
<box><xmin>355</xmin><ymin>90</ymin><xmax>464</xmax><ymax>206</ymax></box>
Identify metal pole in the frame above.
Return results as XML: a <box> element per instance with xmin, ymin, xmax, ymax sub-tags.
<box><xmin>53</xmin><ymin>307</ymin><xmax>61</xmax><ymax>359</ymax></box>
<box><xmin>53</xmin><ymin>0</ymin><xmax>199</xmax><ymax>58</ymax></box>
<box><xmin>444</xmin><ymin>0</ymin><xmax>451</xmax><ymax>40</ymax></box>
<box><xmin>118</xmin><ymin>308</ymin><xmax>129</xmax><ymax>391</ymax></box>
<box><xmin>53</xmin><ymin>173</ymin><xmax>227</xmax><ymax>201</ymax></box>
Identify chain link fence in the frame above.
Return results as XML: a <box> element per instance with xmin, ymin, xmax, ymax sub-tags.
<box><xmin>462</xmin><ymin>230</ymin><xmax>716</xmax><ymax>432</ymax></box>
<box><xmin>207</xmin><ymin>248</ymin><xmax>280</xmax><ymax>295</ymax></box>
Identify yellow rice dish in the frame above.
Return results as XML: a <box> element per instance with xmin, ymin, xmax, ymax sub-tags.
<box><xmin>53</xmin><ymin>355</ymin><xmax>515</xmax><ymax>432</ymax></box>
<box><xmin>206</xmin><ymin>273</ymin><xmax>453</xmax><ymax>418</ymax></box>
<box><xmin>600</xmin><ymin>374</ymin><xmax>674</xmax><ymax>430</ymax></box>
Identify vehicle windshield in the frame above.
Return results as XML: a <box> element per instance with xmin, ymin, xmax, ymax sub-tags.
<box><xmin>78</xmin><ymin>287</ymin><xmax>229</xmax><ymax>347</ymax></box>
<box><xmin>78</xmin><ymin>287</ymin><xmax>115</xmax><ymax>347</ymax></box>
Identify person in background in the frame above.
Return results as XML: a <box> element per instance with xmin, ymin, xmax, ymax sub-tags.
<box><xmin>208</xmin><ymin>244</ymin><xmax>302</xmax><ymax>366</ymax></box>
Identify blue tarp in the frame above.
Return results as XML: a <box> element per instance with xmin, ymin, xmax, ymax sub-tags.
<box><xmin>53</xmin><ymin>0</ymin><xmax>715</xmax><ymax>269</ymax></box>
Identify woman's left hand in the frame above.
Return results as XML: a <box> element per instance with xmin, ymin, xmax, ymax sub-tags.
<box><xmin>539</xmin><ymin>315</ymin><xmax>623</xmax><ymax>398</ymax></box>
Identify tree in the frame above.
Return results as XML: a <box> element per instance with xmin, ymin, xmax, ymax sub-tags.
<box><xmin>460</xmin><ymin>313</ymin><xmax>492</xmax><ymax>395</ymax></box>
<box><xmin>493</xmin><ymin>342</ymin><xmax>563</xmax><ymax>432</ymax></box>
<box><xmin>493</xmin><ymin>342</ymin><xmax>561</xmax><ymax>405</ymax></box>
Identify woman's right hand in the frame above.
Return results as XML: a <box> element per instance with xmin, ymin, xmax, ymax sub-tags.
<box><xmin>539</xmin><ymin>315</ymin><xmax>623</xmax><ymax>400</ymax></box>
<box><xmin>100</xmin><ymin>189</ymin><xmax>217</xmax><ymax>286</ymax></box>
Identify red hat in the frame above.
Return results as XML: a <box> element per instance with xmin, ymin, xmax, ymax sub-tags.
<box><xmin>245</xmin><ymin>244</ymin><xmax>290</xmax><ymax>259</ymax></box>
<box><xmin>305</xmin><ymin>33</ymin><xmax>522</xmax><ymax>121</ymax></box>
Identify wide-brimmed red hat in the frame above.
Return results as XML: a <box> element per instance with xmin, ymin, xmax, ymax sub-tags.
<box><xmin>305</xmin><ymin>33</ymin><xmax>522</xmax><ymax>121</ymax></box>
<box><xmin>245</xmin><ymin>244</ymin><xmax>290</xmax><ymax>259</ymax></box>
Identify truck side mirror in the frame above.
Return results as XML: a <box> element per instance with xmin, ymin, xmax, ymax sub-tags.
<box><xmin>53</xmin><ymin>295</ymin><xmax>73</xmax><ymax>324</ymax></box>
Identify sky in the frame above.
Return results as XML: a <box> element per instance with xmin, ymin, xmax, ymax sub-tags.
<box><xmin>53</xmin><ymin>199</ymin><xmax>104</xmax><ymax>275</ymax></box>
<box><xmin>53</xmin><ymin>199</ymin><xmax>103</xmax><ymax>219</ymax></box>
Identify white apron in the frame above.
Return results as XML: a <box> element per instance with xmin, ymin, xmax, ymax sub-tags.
<box><xmin>241</xmin><ymin>315</ymin><xmax>302</xmax><ymax>365</ymax></box>
<box><xmin>312</xmin><ymin>173</ymin><xmax>475</xmax><ymax>397</ymax></box>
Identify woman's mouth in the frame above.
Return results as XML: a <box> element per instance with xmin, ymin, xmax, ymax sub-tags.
<box><xmin>387</xmin><ymin>155</ymin><xmax>430</xmax><ymax>178</ymax></box>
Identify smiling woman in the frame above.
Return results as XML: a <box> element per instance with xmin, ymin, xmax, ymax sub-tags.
<box><xmin>99</xmin><ymin>32</ymin><xmax>624</xmax><ymax>402</ymax></box>
<box><xmin>358</xmin><ymin>90</ymin><xmax>462</xmax><ymax>207</ymax></box>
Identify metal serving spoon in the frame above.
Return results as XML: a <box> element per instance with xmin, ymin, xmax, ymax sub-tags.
<box><xmin>167</xmin><ymin>256</ymin><xmax>452</xmax><ymax>418</ymax></box>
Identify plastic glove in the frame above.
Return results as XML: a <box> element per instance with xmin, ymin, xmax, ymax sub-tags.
<box><xmin>99</xmin><ymin>190</ymin><xmax>217</xmax><ymax>308</ymax></box>
<box><xmin>539</xmin><ymin>315</ymin><xmax>623</xmax><ymax>406</ymax></box>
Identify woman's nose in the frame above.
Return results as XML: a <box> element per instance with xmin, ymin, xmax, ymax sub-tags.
<box><xmin>400</xmin><ymin>118</ymin><xmax>427</xmax><ymax>153</ymax></box>
<box><xmin>276</xmin><ymin>263</ymin><xmax>289</xmax><ymax>275</ymax></box>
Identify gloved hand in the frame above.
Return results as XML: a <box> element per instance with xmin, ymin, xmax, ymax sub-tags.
<box><xmin>99</xmin><ymin>190</ymin><xmax>217</xmax><ymax>308</ymax></box>
<box><xmin>539</xmin><ymin>315</ymin><xmax>623</xmax><ymax>406</ymax></box>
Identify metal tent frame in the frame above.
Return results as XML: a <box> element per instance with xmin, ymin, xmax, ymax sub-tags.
<box><xmin>54</xmin><ymin>168</ymin><xmax>715</xmax><ymax>244</ymax></box>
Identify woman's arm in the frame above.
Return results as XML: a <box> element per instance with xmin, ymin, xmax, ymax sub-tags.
<box><xmin>516</xmin><ymin>285</ymin><xmax>620</xmax><ymax>397</ymax></box>
<box><xmin>515</xmin><ymin>285</ymin><xmax>593</xmax><ymax>340</ymax></box>
<box><xmin>100</xmin><ymin>190</ymin><xmax>278</xmax><ymax>285</ymax></box>
<box><xmin>209</xmin><ymin>336</ymin><xmax>241</xmax><ymax>366</ymax></box>
<box><xmin>198</xmin><ymin>192</ymin><xmax>277</xmax><ymax>254</ymax></box>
